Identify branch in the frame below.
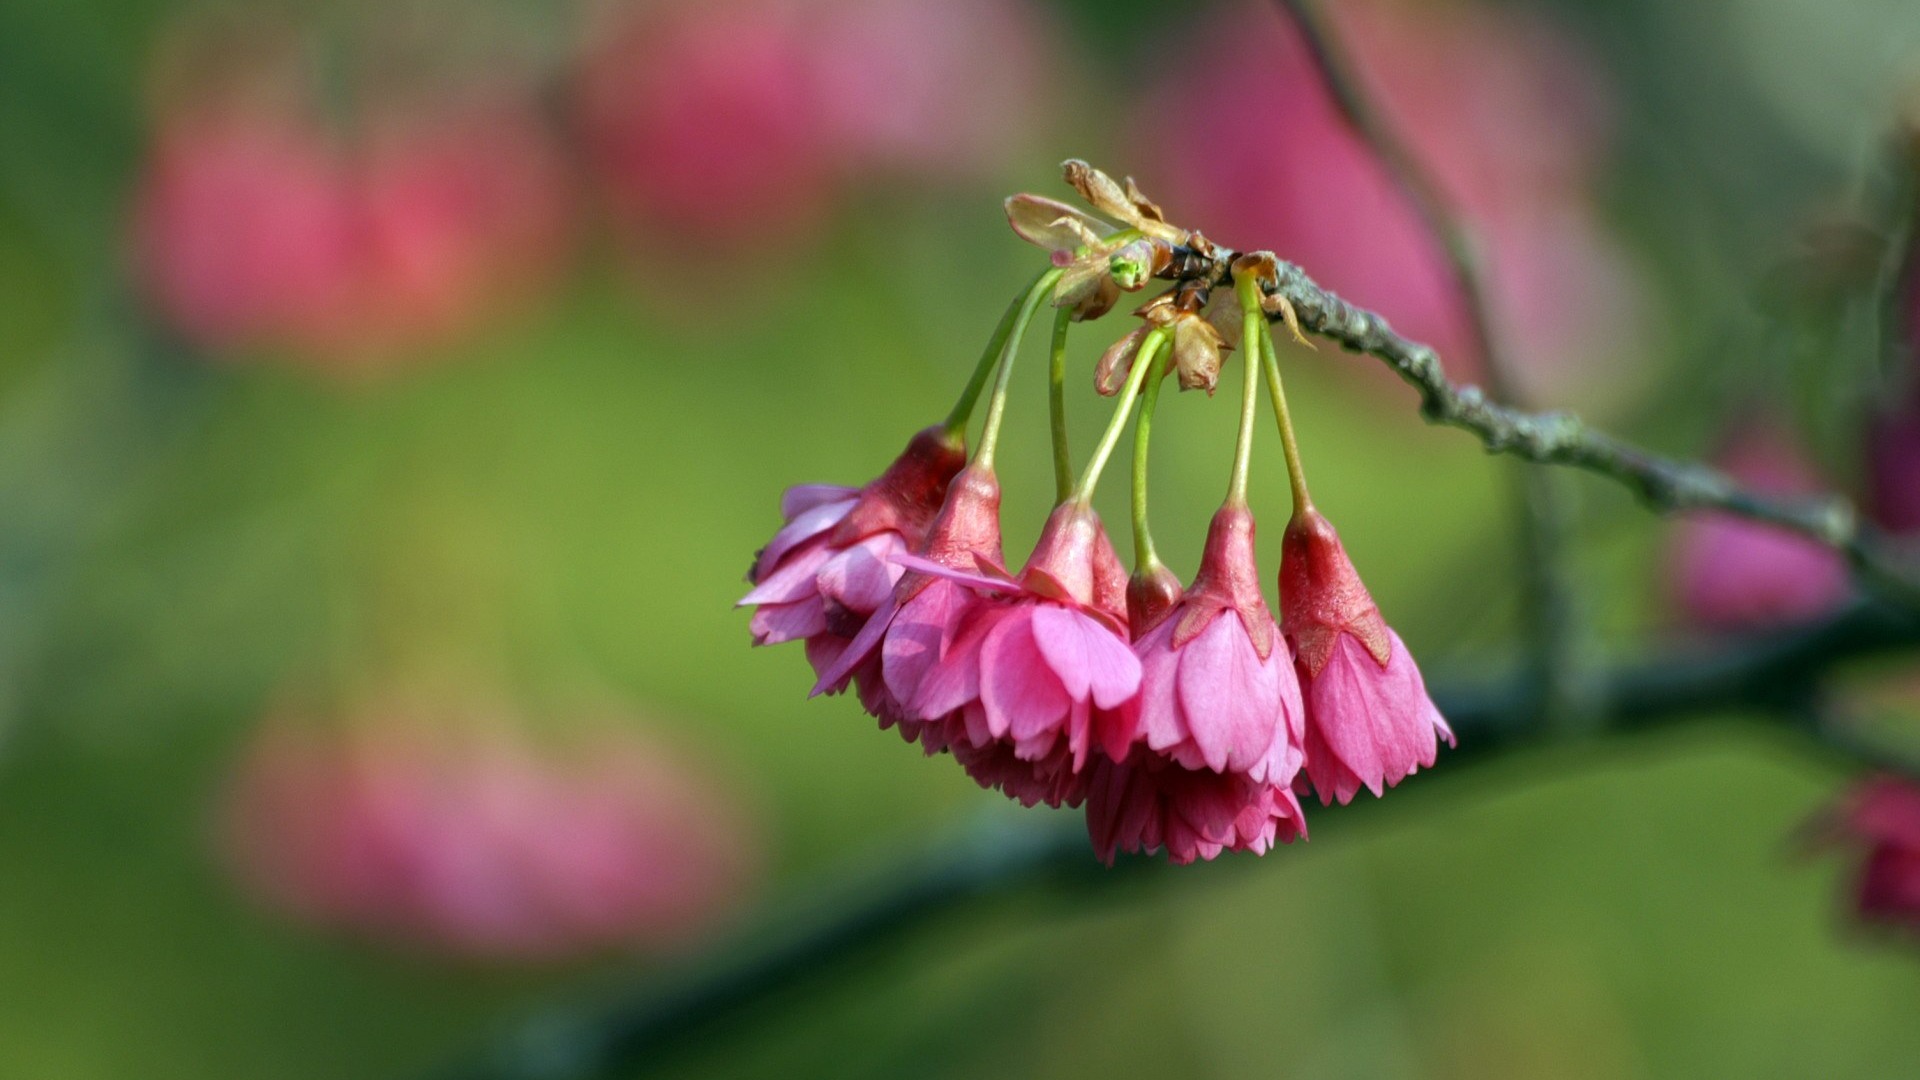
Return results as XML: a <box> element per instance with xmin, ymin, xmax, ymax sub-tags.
<box><xmin>1159</xmin><ymin>240</ymin><xmax>1920</xmax><ymax>603</ymax></box>
<box><xmin>1268</xmin><ymin>0</ymin><xmax>1589</xmax><ymax>724</ymax></box>
<box><xmin>429</xmin><ymin>599</ymin><xmax>1920</xmax><ymax>1080</ymax></box>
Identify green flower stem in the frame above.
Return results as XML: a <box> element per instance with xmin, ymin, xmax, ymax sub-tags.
<box><xmin>1130</xmin><ymin>348</ymin><xmax>1169</xmax><ymax>570</ymax></box>
<box><xmin>1072</xmin><ymin>329</ymin><xmax>1169</xmax><ymax>506</ymax></box>
<box><xmin>973</xmin><ymin>268</ymin><xmax>1064</xmax><ymax>471</ymax></box>
<box><xmin>943</xmin><ymin>267</ymin><xmax>1055</xmax><ymax>442</ymax></box>
<box><xmin>1251</xmin><ymin>292</ymin><xmax>1314</xmax><ymax>514</ymax></box>
<box><xmin>1229</xmin><ymin>274</ymin><xmax>1265</xmax><ymax>507</ymax></box>
<box><xmin>1048</xmin><ymin>306</ymin><xmax>1074</xmax><ymax>501</ymax></box>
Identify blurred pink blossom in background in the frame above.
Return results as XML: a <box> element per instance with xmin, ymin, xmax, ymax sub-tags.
<box><xmin>1813</xmin><ymin>775</ymin><xmax>1920</xmax><ymax>933</ymax></box>
<box><xmin>575</xmin><ymin>1</ymin><xmax>835</xmax><ymax>247</ymax></box>
<box><xmin>575</xmin><ymin>0</ymin><xmax>1053</xmax><ymax>248</ymax></box>
<box><xmin>1133</xmin><ymin>0</ymin><xmax>1645</xmax><ymax>399</ymax></box>
<box><xmin>133</xmin><ymin>101</ymin><xmax>361</xmax><ymax>354</ymax></box>
<box><xmin>219</xmin><ymin>702</ymin><xmax>758</xmax><ymax>960</ymax></box>
<box><xmin>1668</xmin><ymin>424</ymin><xmax>1851</xmax><ymax>630</ymax></box>
<box><xmin>131</xmin><ymin>29</ymin><xmax>570</xmax><ymax>371</ymax></box>
<box><xmin>806</xmin><ymin>0</ymin><xmax>1052</xmax><ymax>180</ymax></box>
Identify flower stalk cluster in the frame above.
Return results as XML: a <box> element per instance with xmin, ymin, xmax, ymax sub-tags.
<box><xmin>743</xmin><ymin>162</ymin><xmax>1452</xmax><ymax>863</ymax></box>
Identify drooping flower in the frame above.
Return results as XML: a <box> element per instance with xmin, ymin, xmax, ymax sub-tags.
<box><xmin>1810</xmin><ymin>775</ymin><xmax>1920</xmax><ymax>933</ymax></box>
<box><xmin>219</xmin><ymin>703</ymin><xmax>758</xmax><ymax>959</ymax></box>
<box><xmin>1669</xmin><ymin>424</ymin><xmax>1852</xmax><ymax>629</ymax></box>
<box><xmin>1085</xmin><ymin>753</ymin><xmax>1307</xmax><ymax>866</ymax></box>
<box><xmin>1085</xmin><ymin>505</ymin><xmax>1309</xmax><ymax>863</ymax></box>
<box><xmin>896</xmin><ymin>501</ymin><xmax>1139</xmax><ymax>806</ymax></box>
<box><xmin>1282</xmin><ymin>506</ymin><xmax>1453</xmax><ymax>805</ymax></box>
<box><xmin>1099</xmin><ymin>505</ymin><xmax>1304</xmax><ymax>787</ymax></box>
<box><xmin>742</xmin><ymin>427</ymin><xmax>968</xmax><ymax>687</ymax></box>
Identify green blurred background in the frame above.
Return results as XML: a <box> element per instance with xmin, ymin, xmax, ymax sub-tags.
<box><xmin>2</xmin><ymin>0</ymin><xmax>1919</xmax><ymax>1077</ymax></box>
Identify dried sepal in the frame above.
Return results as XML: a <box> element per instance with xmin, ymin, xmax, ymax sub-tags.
<box><xmin>1123</xmin><ymin>177</ymin><xmax>1165</xmax><ymax>224</ymax></box>
<box><xmin>1202</xmin><ymin>289</ymin><xmax>1245</xmax><ymax>352</ymax></box>
<box><xmin>1005</xmin><ymin>194</ymin><xmax>1112</xmax><ymax>252</ymax></box>
<box><xmin>1261</xmin><ymin>292</ymin><xmax>1316</xmax><ymax>350</ymax></box>
<box><xmin>1061</xmin><ymin>160</ymin><xmax>1186</xmax><ymax>244</ymax></box>
<box><xmin>1095</xmin><ymin>327</ymin><xmax>1150</xmax><ymax>396</ymax></box>
<box><xmin>1133</xmin><ymin>291</ymin><xmax>1180</xmax><ymax>327</ymax></box>
<box><xmin>1170</xmin><ymin>316</ymin><xmax>1225</xmax><ymax>394</ymax></box>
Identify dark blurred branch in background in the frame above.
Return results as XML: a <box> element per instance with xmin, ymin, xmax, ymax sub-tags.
<box><xmin>436</xmin><ymin>598</ymin><xmax>1920</xmax><ymax>1080</ymax></box>
<box><xmin>1270</xmin><ymin>0</ymin><xmax>1591</xmax><ymax>729</ymax></box>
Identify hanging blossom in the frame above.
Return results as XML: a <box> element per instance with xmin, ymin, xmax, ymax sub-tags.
<box><xmin>1090</xmin><ymin>505</ymin><xmax>1309</xmax><ymax>863</ymax></box>
<box><xmin>1284</xmin><ymin>505</ymin><xmax>1454</xmax><ymax>805</ymax></box>
<box><xmin>742</xmin><ymin>161</ymin><xmax>1452</xmax><ymax>863</ymax></box>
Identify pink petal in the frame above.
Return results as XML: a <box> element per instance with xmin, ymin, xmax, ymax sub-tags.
<box><xmin>1177</xmin><ymin>617</ymin><xmax>1278</xmax><ymax>776</ymax></box>
<box><xmin>739</xmin><ymin>538</ymin><xmax>833</xmax><ymax>606</ymax></box>
<box><xmin>882</xmin><ymin>580</ymin><xmax>971</xmax><ymax>710</ymax></box>
<box><xmin>892</xmin><ymin>552</ymin><xmax>1023</xmax><ymax>594</ymax></box>
<box><xmin>1030</xmin><ymin>603</ymin><xmax>1092</xmax><ymax>700</ymax></box>
<box><xmin>758</xmin><ymin>497</ymin><xmax>857</xmax><ymax>572</ymax></box>
<box><xmin>979</xmin><ymin>610</ymin><xmax>1070</xmax><ymax>745</ymax></box>
<box><xmin>810</xmin><ymin>593</ymin><xmax>897</xmax><ymax>696</ymax></box>
<box><xmin>750</xmin><ymin>597</ymin><xmax>826</xmax><ymax>645</ymax></box>
<box><xmin>781</xmin><ymin>484</ymin><xmax>859</xmax><ymax>519</ymax></box>
<box><xmin>818</xmin><ymin>534</ymin><xmax>905</xmax><ymax>614</ymax></box>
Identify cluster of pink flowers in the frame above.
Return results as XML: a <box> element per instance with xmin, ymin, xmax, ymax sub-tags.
<box><xmin>133</xmin><ymin>67</ymin><xmax>570</xmax><ymax>372</ymax></box>
<box><xmin>744</xmin><ymin>164</ymin><xmax>1452</xmax><ymax>864</ymax></box>
<box><xmin>219</xmin><ymin>701</ymin><xmax>758</xmax><ymax>960</ymax></box>
<box><xmin>747</xmin><ymin>432</ymin><xmax>1450</xmax><ymax>865</ymax></box>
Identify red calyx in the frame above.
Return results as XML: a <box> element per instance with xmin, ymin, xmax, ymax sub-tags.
<box><xmin>1280</xmin><ymin>506</ymin><xmax>1391</xmax><ymax>677</ymax></box>
<box><xmin>1170</xmin><ymin>504</ymin><xmax>1276</xmax><ymax>659</ymax></box>
<box><xmin>830</xmin><ymin>426</ymin><xmax>967</xmax><ymax>548</ymax></box>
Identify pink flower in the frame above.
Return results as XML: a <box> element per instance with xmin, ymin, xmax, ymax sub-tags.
<box><xmin>219</xmin><ymin>704</ymin><xmax>758</xmax><ymax>959</ymax></box>
<box><xmin>1098</xmin><ymin>505</ymin><xmax>1305</xmax><ymax>788</ymax></box>
<box><xmin>1085</xmin><ymin>753</ymin><xmax>1307</xmax><ymax>866</ymax></box>
<box><xmin>1282</xmin><ymin>506</ymin><xmax>1453</xmax><ymax>805</ymax></box>
<box><xmin>895</xmin><ymin>502</ymin><xmax>1138</xmax><ymax>806</ymax></box>
<box><xmin>1132</xmin><ymin>0</ymin><xmax>1642</xmax><ymax>399</ymax></box>
<box><xmin>1812</xmin><ymin>776</ymin><xmax>1920</xmax><ymax>932</ymax></box>
<box><xmin>575</xmin><ymin>0</ymin><xmax>836</xmax><ymax>247</ymax></box>
<box><xmin>742</xmin><ymin>427</ymin><xmax>968</xmax><ymax>681</ymax></box>
<box><xmin>1669</xmin><ymin>425</ymin><xmax>1851</xmax><ymax>629</ymax></box>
